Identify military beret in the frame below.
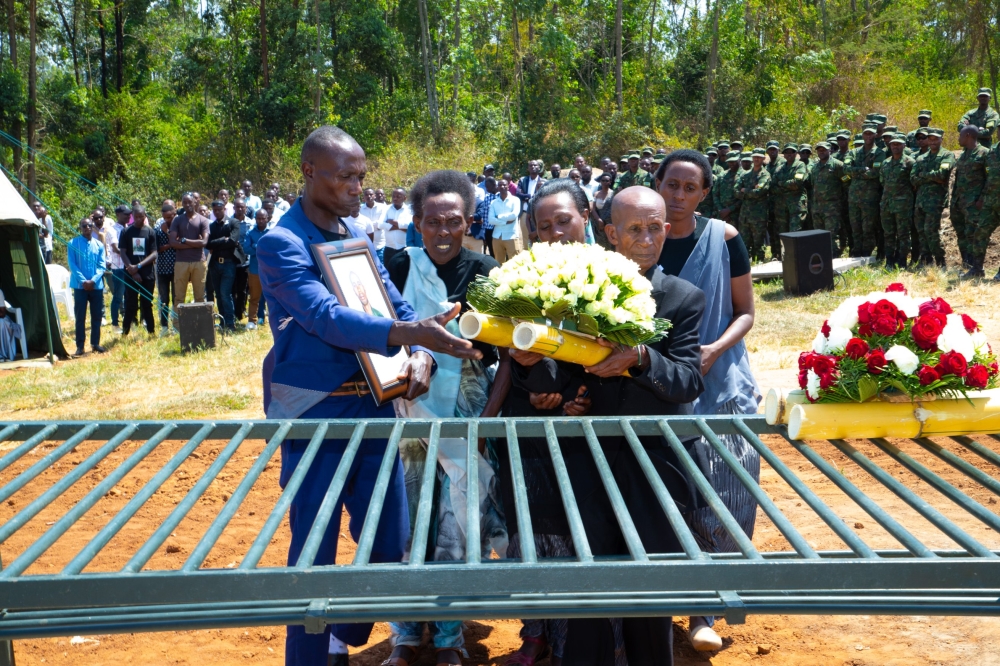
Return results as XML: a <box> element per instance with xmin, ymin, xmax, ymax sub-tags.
<box><xmin>889</xmin><ymin>133</ymin><xmax>906</xmax><ymax>144</ymax></box>
<box><xmin>978</xmin><ymin>87</ymin><xmax>993</xmax><ymax>98</ymax></box>
<box><xmin>766</xmin><ymin>140</ymin><xmax>780</xmax><ymax>149</ymax></box>
<box><xmin>927</xmin><ymin>128</ymin><xmax>944</xmax><ymax>137</ymax></box>
<box><xmin>706</xmin><ymin>147</ymin><xmax>718</xmax><ymax>155</ymax></box>
<box><xmin>873</xmin><ymin>114</ymin><xmax>888</xmax><ymax>124</ymax></box>
<box><xmin>782</xmin><ymin>142</ymin><xmax>799</xmax><ymax>152</ymax></box>
<box><xmin>725</xmin><ymin>153</ymin><xmax>740</xmax><ymax>163</ymax></box>
<box><xmin>918</xmin><ymin>109</ymin><xmax>932</xmax><ymax>118</ymax></box>
<box><xmin>883</xmin><ymin>125</ymin><xmax>898</xmax><ymax>133</ymax></box>
<box><xmin>752</xmin><ymin>148</ymin><xmax>766</xmax><ymax>156</ymax></box>
<box><xmin>641</xmin><ymin>146</ymin><xmax>654</xmax><ymax>156</ymax></box>
<box><xmin>862</xmin><ymin>124</ymin><xmax>877</xmax><ymax>134</ymax></box>
<box><xmin>798</xmin><ymin>144</ymin><xmax>812</xmax><ymax>152</ymax></box>
<box><xmin>814</xmin><ymin>141</ymin><xmax>831</xmax><ymax>150</ymax></box>
<box><xmin>628</xmin><ymin>152</ymin><xmax>640</xmax><ymax>160</ymax></box>
<box><xmin>915</xmin><ymin>127</ymin><xmax>929</xmax><ymax>136</ymax></box>
<box><xmin>716</xmin><ymin>141</ymin><xmax>731</xmax><ymax>149</ymax></box>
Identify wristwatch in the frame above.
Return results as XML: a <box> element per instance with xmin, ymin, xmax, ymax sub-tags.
<box><xmin>180</xmin><ymin>237</ymin><xmax>187</xmax><ymax>244</ymax></box>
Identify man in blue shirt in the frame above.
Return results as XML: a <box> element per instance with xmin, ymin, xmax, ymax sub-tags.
<box><xmin>67</xmin><ymin>217</ymin><xmax>107</xmax><ymax>356</ymax></box>
<box><xmin>257</xmin><ymin>125</ymin><xmax>481</xmax><ymax>666</ymax></box>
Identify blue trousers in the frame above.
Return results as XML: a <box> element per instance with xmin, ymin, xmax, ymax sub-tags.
<box><xmin>73</xmin><ymin>288</ymin><xmax>104</xmax><ymax>348</ymax></box>
<box><xmin>208</xmin><ymin>260</ymin><xmax>237</xmax><ymax>329</ymax></box>
<box><xmin>281</xmin><ymin>395</ymin><xmax>409</xmax><ymax>666</ymax></box>
<box><xmin>109</xmin><ymin>268</ymin><xmax>126</xmax><ymax>326</ymax></box>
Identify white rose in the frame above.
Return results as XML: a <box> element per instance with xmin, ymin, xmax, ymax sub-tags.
<box><xmin>812</xmin><ymin>331</ymin><xmax>828</xmax><ymax>354</ymax></box>
<box><xmin>567</xmin><ymin>279</ymin><xmax>586</xmax><ymax>297</ymax></box>
<box><xmin>828</xmin><ymin>296</ymin><xmax>866</xmax><ymax>330</ymax></box>
<box><xmin>495</xmin><ymin>284</ymin><xmax>512</xmax><ymax>299</ymax></box>
<box><xmin>938</xmin><ymin>316</ymin><xmax>975</xmax><ymax>362</ymax></box>
<box><xmin>806</xmin><ymin>369</ymin><xmax>821</xmax><ymax>401</ymax></box>
<box><xmin>880</xmin><ymin>292</ymin><xmax>921</xmax><ymax>319</ymax></box>
<box><xmin>580</xmin><ymin>283</ymin><xmax>601</xmax><ymax>301</ymax></box>
<box><xmin>519</xmin><ymin>284</ymin><xmax>538</xmax><ymax>299</ymax></box>
<box><xmin>825</xmin><ymin>327</ymin><xmax>854</xmax><ymax>353</ymax></box>
<box><xmin>972</xmin><ymin>331</ymin><xmax>990</xmax><ymax>355</ymax></box>
<box><xmin>884</xmin><ymin>345</ymin><xmax>919</xmax><ymax>375</ymax></box>
<box><xmin>603</xmin><ymin>284</ymin><xmax>621</xmax><ymax>301</ymax></box>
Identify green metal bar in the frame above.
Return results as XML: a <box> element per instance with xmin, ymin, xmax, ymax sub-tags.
<box><xmin>918</xmin><ymin>437</ymin><xmax>1000</xmax><ymax>497</ymax></box>
<box><xmin>543</xmin><ymin>420</ymin><xmax>593</xmax><ymax>563</ymax></box>
<box><xmin>1</xmin><ymin>423</ymin><xmax>178</xmax><ymax>578</ymax></box>
<box><xmin>0</xmin><ymin>423</ymin><xmax>21</xmax><ymax>448</ymax></box>
<box><xmin>504</xmin><ymin>419</ymin><xmax>536</xmax><ymax>564</ymax></box>
<box><xmin>731</xmin><ymin>419</ymin><xmax>875</xmax><ymax>559</ymax></box>
<box><xmin>0</xmin><ymin>424</ymin><xmax>137</xmax><ymax>545</ymax></box>
<box><xmin>183</xmin><ymin>422</ymin><xmax>291</xmax><ymax>571</ymax></box>
<box><xmin>352</xmin><ymin>421</ymin><xmax>405</xmax><ymax>566</ymax></box>
<box><xmin>580</xmin><ymin>420</ymin><xmax>647</xmax><ymax>561</ymax></box>
<box><xmin>466</xmin><ymin>420</ymin><xmax>481</xmax><ymax>565</ymax></box>
<box><xmin>241</xmin><ymin>422</ymin><xmax>330</xmax><ymax>570</ymax></box>
<box><xmin>0</xmin><ymin>423</ymin><xmax>82</xmax><ymax>489</ymax></box>
<box><xmin>618</xmin><ymin>419</ymin><xmax>704</xmax><ymax>560</ymax></box>
<box><xmin>295</xmin><ymin>422</ymin><xmax>367</xmax><ymax>568</ymax></box>
<box><xmin>695</xmin><ymin>419</ymin><xmax>818</xmax><ymax>559</ymax></box>
<box><xmin>0</xmin><ymin>551</ymin><xmax>14</xmax><ymax>666</ymax></box>
<box><xmin>869</xmin><ymin>438</ymin><xmax>1000</xmax><ymax>533</ymax></box>
<box><xmin>123</xmin><ymin>422</ymin><xmax>256</xmax><ymax>573</ymax></box>
<box><xmin>958</xmin><ymin>435</ymin><xmax>1000</xmax><ymax>473</ymax></box>
<box><xmin>828</xmin><ymin>439</ymin><xmax>995</xmax><ymax>558</ymax></box>
<box><xmin>780</xmin><ymin>433</ymin><xmax>934</xmax><ymax>558</ymax></box>
<box><xmin>64</xmin><ymin>423</ymin><xmax>217</xmax><ymax>575</ymax></box>
<box><xmin>657</xmin><ymin>420</ymin><xmax>761</xmax><ymax>560</ymax></box>
<box><xmin>409</xmin><ymin>422</ymin><xmax>442</xmax><ymax>567</ymax></box>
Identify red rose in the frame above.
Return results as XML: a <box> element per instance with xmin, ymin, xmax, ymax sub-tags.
<box><xmin>966</xmin><ymin>364</ymin><xmax>990</xmax><ymax>389</ymax></box>
<box><xmin>858</xmin><ymin>323</ymin><xmax>873</xmax><ymax>338</ymax></box>
<box><xmin>821</xmin><ymin>319</ymin><xmax>831</xmax><ymax>336</ymax></box>
<box><xmin>886</xmin><ymin>283</ymin><xmax>907</xmax><ymax>293</ymax></box>
<box><xmin>798</xmin><ymin>352</ymin><xmax>811</xmax><ymax>371</ymax></box>
<box><xmin>961</xmin><ymin>314</ymin><xmax>978</xmax><ymax>333</ymax></box>
<box><xmin>938</xmin><ymin>351</ymin><xmax>968</xmax><ymax>377</ymax></box>
<box><xmin>872</xmin><ymin>299</ymin><xmax>899</xmax><ymax>320</ymax></box>
<box><xmin>845</xmin><ymin>337</ymin><xmax>869</xmax><ymax>359</ymax></box>
<box><xmin>866</xmin><ymin>349</ymin><xmax>886</xmax><ymax>374</ymax></box>
<box><xmin>918</xmin><ymin>364</ymin><xmax>940</xmax><ymax>386</ymax></box>
<box><xmin>819</xmin><ymin>371</ymin><xmax>838</xmax><ymax>389</ymax></box>
<box><xmin>991</xmin><ymin>361</ymin><xmax>999</xmax><ymax>376</ymax></box>
<box><xmin>919</xmin><ymin>297</ymin><xmax>953</xmax><ymax>316</ymax></box>
<box><xmin>811</xmin><ymin>355</ymin><xmax>836</xmax><ymax>376</ymax></box>
<box><xmin>858</xmin><ymin>303</ymin><xmax>873</xmax><ymax>324</ymax></box>
<box><xmin>798</xmin><ymin>370</ymin><xmax>808</xmax><ymax>388</ymax></box>
<box><xmin>873</xmin><ymin>315</ymin><xmax>901</xmax><ymax>336</ymax></box>
<box><xmin>911</xmin><ymin>313</ymin><xmax>946</xmax><ymax>350</ymax></box>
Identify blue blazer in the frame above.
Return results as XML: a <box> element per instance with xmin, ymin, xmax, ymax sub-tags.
<box><xmin>257</xmin><ymin>199</ymin><xmax>426</xmax><ymax>418</ymax></box>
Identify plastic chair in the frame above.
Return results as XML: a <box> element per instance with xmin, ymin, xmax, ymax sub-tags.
<box><xmin>45</xmin><ymin>264</ymin><xmax>72</xmax><ymax>337</ymax></box>
<box><xmin>3</xmin><ymin>300</ymin><xmax>29</xmax><ymax>360</ymax></box>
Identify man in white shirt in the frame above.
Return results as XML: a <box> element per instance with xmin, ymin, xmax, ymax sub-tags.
<box><xmin>378</xmin><ymin>187</ymin><xmax>412</xmax><ymax>265</ymax></box>
<box><xmin>580</xmin><ymin>165</ymin><xmax>601</xmax><ymax>196</ymax></box>
<box><xmin>489</xmin><ymin>178</ymin><xmax>522</xmax><ymax>264</ymax></box>
<box><xmin>242</xmin><ymin>179</ymin><xmax>263</xmax><ymax>216</ymax></box>
<box><xmin>33</xmin><ymin>201</ymin><xmax>54</xmax><ymax>264</ymax></box>
<box><xmin>107</xmin><ymin>205</ymin><xmax>129</xmax><ymax>332</ymax></box>
<box><xmin>359</xmin><ymin>188</ymin><xmax>388</xmax><ymax>260</ymax></box>
<box><xmin>262</xmin><ymin>198</ymin><xmax>284</xmax><ymax>227</ymax></box>
<box><xmin>344</xmin><ymin>202</ymin><xmax>373</xmax><ymax>241</ymax></box>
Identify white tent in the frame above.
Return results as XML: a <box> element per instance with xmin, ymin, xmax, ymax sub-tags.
<box><xmin>0</xmin><ymin>169</ymin><xmax>40</xmax><ymax>227</ymax></box>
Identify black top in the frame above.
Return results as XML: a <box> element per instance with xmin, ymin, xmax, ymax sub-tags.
<box><xmin>658</xmin><ymin>216</ymin><xmax>751</xmax><ymax>278</ymax></box>
<box><xmin>118</xmin><ymin>225</ymin><xmax>158</xmax><ymax>280</ymax></box>
<box><xmin>313</xmin><ymin>221</ymin><xmax>348</xmax><ymax>243</ymax></box>
<box><xmin>387</xmin><ymin>247</ymin><xmax>500</xmax><ymax>367</ymax></box>
<box><xmin>206</xmin><ymin>217</ymin><xmax>247</xmax><ymax>264</ymax></box>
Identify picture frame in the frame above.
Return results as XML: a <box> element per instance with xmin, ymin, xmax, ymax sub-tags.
<box><xmin>310</xmin><ymin>238</ymin><xmax>410</xmax><ymax>406</ymax></box>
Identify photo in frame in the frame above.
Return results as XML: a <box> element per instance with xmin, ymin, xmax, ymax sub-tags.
<box><xmin>310</xmin><ymin>238</ymin><xmax>410</xmax><ymax>405</ymax></box>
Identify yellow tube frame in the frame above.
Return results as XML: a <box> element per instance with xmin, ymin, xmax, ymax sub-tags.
<box><xmin>765</xmin><ymin>388</ymin><xmax>808</xmax><ymax>425</ymax></box>
<box><xmin>512</xmin><ymin>321</ymin><xmax>613</xmax><ymax>366</ymax></box>
<box><xmin>459</xmin><ymin>312</ymin><xmax>516</xmax><ymax>349</ymax></box>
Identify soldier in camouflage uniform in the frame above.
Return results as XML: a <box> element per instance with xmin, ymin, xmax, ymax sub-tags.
<box><xmin>615</xmin><ymin>152</ymin><xmax>648</xmax><ymax>191</ymax></box>
<box><xmin>739</xmin><ymin>152</ymin><xmax>753</xmax><ymax>181</ymax></box>
<box><xmin>975</xmin><ymin>140</ymin><xmax>1000</xmax><ymax>279</ymax></box>
<box><xmin>765</xmin><ymin>140</ymin><xmax>783</xmax><ymax>259</ymax></box>
<box><xmin>906</xmin><ymin>110</ymin><xmax>932</xmax><ymax>153</ymax></box>
<box><xmin>771</xmin><ymin>143</ymin><xmax>810</xmax><ymax>242</ymax></box>
<box><xmin>843</xmin><ymin>125</ymin><xmax>886</xmax><ymax>258</ymax></box>
<box><xmin>810</xmin><ymin>141</ymin><xmax>845</xmax><ymax>256</ymax></box>
<box><xmin>730</xmin><ymin>139</ymin><xmax>744</xmax><ymax>155</ymax></box>
<box><xmin>958</xmin><ymin>88</ymin><xmax>1000</xmax><ymax>148</ymax></box>
<box><xmin>910</xmin><ymin>128</ymin><xmax>956</xmax><ymax>267</ymax></box>
<box><xmin>908</xmin><ymin>127</ymin><xmax>931</xmax><ymax>261</ymax></box>
<box><xmin>716</xmin><ymin>142</ymin><xmax>731</xmax><ymax>173</ymax></box>
<box><xmin>953</xmin><ymin>126</ymin><xmax>990</xmax><ymax>276</ymax></box>
<box><xmin>879</xmin><ymin>134</ymin><xmax>916</xmax><ymax>269</ymax></box>
<box><xmin>714</xmin><ymin>153</ymin><xmax>742</xmax><ymax>225</ymax></box>
<box><xmin>736</xmin><ymin>148</ymin><xmax>771</xmax><ymax>262</ymax></box>
<box><xmin>701</xmin><ymin>147</ymin><xmax>719</xmax><ymax>219</ymax></box>
<box><xmin>799</xmin><ymin>144</ymin><xmax>814</xmax><ymax>230</ymax></box>
<box><xmin>834</xmin><ymin>130</ymin><xmax>854</xmax><ymax>255</ymax></box>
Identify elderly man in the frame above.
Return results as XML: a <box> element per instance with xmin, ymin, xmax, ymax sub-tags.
<box><xmin>564</xmin><ymin>186</ymin><xmax>706</xmax><ymax>665</ymax></box>
<box><xmin>256</xmin><ymin>125</ymin><xmax>480</xmax><ymax>666</ymax></box>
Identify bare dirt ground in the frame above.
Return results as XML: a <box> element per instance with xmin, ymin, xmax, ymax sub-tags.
<box><xmin>5</xmin><ymin>428</ymin><xmax>1000</xmax><ymax>666</ymax></box>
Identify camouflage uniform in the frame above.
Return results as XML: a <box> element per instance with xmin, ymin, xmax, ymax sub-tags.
<box><xmin>834</xmin><ymin>133</ymin><xmax>854</xmax><ymax>254</ymax></box>
<box><xmin>906</xmin><ymin>111</ymin><xmax>932</xmax><ymax>153</ymax></box>
<box><xmin>736</xmin><ymin>163</ymin><xmax>771</xmax><ymax>262</ymax></box>
<box><xmin>810</xmin><ymin>154</ymin><xmax>845</xmax><ymax>254</ymax></box>
<box><xmin>771</xmin><ymin>146</ymin><xmax>809</xmax><ymax>236</ymax></box>
<box><xmin>714</xmin><ymin>162</ymin><xmax>742</xmax><ymax>224</ymax></box>
<box><xmin>951</xmin><ymin>143</ymin><xmax>990</xmax><ymax>265</ymax></box>
<box><xmin>843</xmin><ymin>136</ymin><xmax>886</xmax><ymax>257</ymax></box>
<box><xmin>958</xmin><ymin>91</ymin><xmax>1000</xmax><ymax>148</ymax></box>
<box><xmin>878</xmin><ymin>150</ymin><xmax>916</xmax><ymax>267</ymax></box>
<box><xmin>615</xmin><ymin>166</ymin><xmax>649</xmax><ymax>192</ymax></box>
<box><xmin>910</xmin><ymin>142</ymin><xmax>956</xmax><ymax>266</ymax></box>
<box><xmin>973</xmin><ymin>143</ymin><xmax>1000</xmax><ymax>270</ymax></box>
<box><xmin>765</xmin><ymin>142</ymin><xmax>783</xmax><ymax>258</ymax></box>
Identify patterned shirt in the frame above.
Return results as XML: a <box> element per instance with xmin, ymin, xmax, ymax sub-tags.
<box><xmin>155</xmin><ymin>226</ymin><xmax>175</xmax><ymax>275</ymax></box>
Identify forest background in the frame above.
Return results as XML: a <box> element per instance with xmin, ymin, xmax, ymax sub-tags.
<box><xmin>0</xmin><ymin>0</ymin><xmax>999</xmax><ymax>251</ymax></box>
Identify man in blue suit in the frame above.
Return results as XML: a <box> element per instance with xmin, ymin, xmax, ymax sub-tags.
<box><xmin>257</xmin><ymin>126</ymin><xmax>481</xmax><ymax>666</ymax></box>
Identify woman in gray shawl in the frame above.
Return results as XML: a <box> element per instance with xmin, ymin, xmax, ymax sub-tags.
<box><xmin>653</xmin><ymin>149</ymin><xmax>761</xmax><ymax>653</ymax></box>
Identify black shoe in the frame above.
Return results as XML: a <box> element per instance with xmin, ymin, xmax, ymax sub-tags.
<box><xmin>328</xmin><ymin>653</ymin><xmax>349</xmax><ymax>666</ymax></box>
<box><xmin>93</xmin><ymin>345</ymin><xmax>107</xmax><ymax>353</ymax></box>
<box><xmin>962</xmin><ymin>266</ymin><xmax>985</xmax><ymax>280</ymax></box>
<box><xmin>74</xmin><ymin>347</ymin><xmax>85</xmax><ymax>357</ymax></box>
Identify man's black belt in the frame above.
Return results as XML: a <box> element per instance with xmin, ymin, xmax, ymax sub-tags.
<box><xmin>329</xmin><ymin>381</ymin><xmax>372</xmax><ymax>397</ymax></box>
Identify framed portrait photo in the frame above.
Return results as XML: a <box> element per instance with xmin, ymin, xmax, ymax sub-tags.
<box><xmin>311</xmin><ymin>238</ymin><xmax>410</xmax><ymax>406</ymax></box>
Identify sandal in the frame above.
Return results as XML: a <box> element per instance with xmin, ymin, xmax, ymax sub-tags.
<box><xmin>505</xmin><ymin>636</ymin><xmax>550</xmax><ymax>666</ymax></box>
<box><xmin>381</xmin><ymin>645</ymin><xmax>418</xmax><ymax>666</ymax></box>
<box><xmin>436</xmin><ymin>648</ymin><xmax>463</xmax><ymax>666</ymax></box>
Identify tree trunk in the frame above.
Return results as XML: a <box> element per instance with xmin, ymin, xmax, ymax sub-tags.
<box><xmin>314</xmin><ymin>0</ymin><xmax>321</xmax><ymax>120</ymax></box>
<box><xmin>98</xmin><ymin>7</ymin><xmax>109</xmax><ymax>98</ymax></box>
<box><xmin>614</xmin><ymin>0</ymin><xmax>623</xmax><ymax>113</ymax></box>
<box><xmin>512</xmin><ymin>4</ymin><xmax>522</xmax><ymax>125</ymax></box>
<box><xmin>114</xmin><ymin>0</ymin><xmax>123</xmax><ymax>91</ymax></box>
<box><xmin>416</xmin><ymin>0</ymin><xmax>440</xmax><ymax>137</ymax></box>
<box><xmin>452</xmin><ymin>0</ymin><xmax>460</xmax><ymax>113</ymax></box>
<box><xmin>260</xmin><ymin>0</ymin><xmax>269</xmax><ymax>87</ymax></box>
<box><xmin>54</xmin><ymin>0</ymin><xmax>81</xmax><ymax>84</ymax></box>
<box><xmin>645</xmin><ymin>0</ymin><xmax>656</xmax><ymax>72</ymax></box>
<box><xmin>704</xmin><ymin>0</ymin><xmax>719</xmax><ymax>140</ymax></box>
<box><xmin>28</xmin><ymin>0</ymin><xmax>36</xmax><ymax>193</ymax></box>
<box><xmin>5</xmin><ymin>0</ymin><xmax>21</xmax><ymax>176</ymax></box>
